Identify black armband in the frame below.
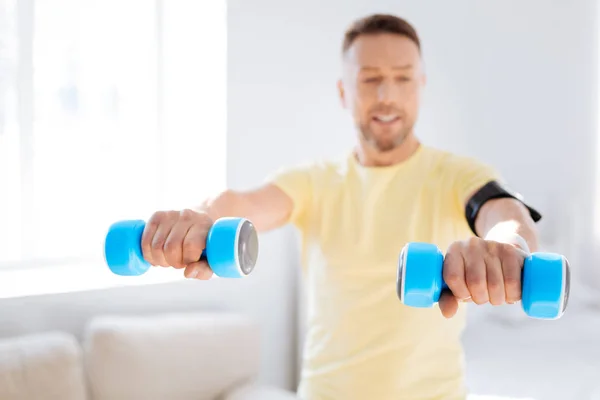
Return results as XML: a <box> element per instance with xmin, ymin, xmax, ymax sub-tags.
<box><xmin>465</xmin><ymin>180</ymin><xmax>542</xmax><ymax>236</ymax></box>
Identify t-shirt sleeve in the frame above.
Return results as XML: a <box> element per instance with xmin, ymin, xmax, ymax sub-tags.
<box><xmin>264</xmin><ymin>163</ymin><xmax>314</xmax><ymax>230</ymax></box>
<box><xmin>450</xmin><ymin>155</ymin><xmax>502</xmax><ymax>209</ymax></box>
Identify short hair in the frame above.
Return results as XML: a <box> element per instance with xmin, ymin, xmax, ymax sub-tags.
<box><xmin>342</xmin><ymin>14</ymin><xmax>421</xmax><ymax>55</ymax></box>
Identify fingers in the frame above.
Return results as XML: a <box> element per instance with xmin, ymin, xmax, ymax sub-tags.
<box><xmin>163</xmin><ymin>218</ymin><xmax>194</xmax><ymax>269</ymax></box>
<box><xmin>140</xmin><ymin>209</ymin><xmax>213</xmax><ymax>274</ymax></box>
<box><xmin>141</xmin><ymin>212</ymin><xmax>163</xmax><ymax>266</ymax></box>
<box><xmin>182</xmin><ymin>218</ymin><xmax>211</xmax><ymax>265</ymax></box>
<box><xmin>443</xmin><ymin>245</ymin><xmax>471</xmax><ymax>302</ymax></box>
<box><xmin>443</xmin><ymin>238</ymin><xmax>526</xmax><ymax>314</ymax></box>
<box><xmin>438</xmin><ymin>291</ymin><xmax>459</xmax><ymax>319</ymax></box>
<box><xmin>152</xmin><ymin>212</ymin><xmax>182</xmax><ymax>267</ymax></box>
<box><xmin>184</xmin><ymin>261</ymin><xmax>213</xmax><ymax>280</ymax></box>
<box><xmin>461</xmin><ymin>238</ymin><xmax>489</xmax><ymax>305</ymax></box>
<box><xmin>485</xmin><ymin>247</ymin><xmax>505</xmax><ymax>306</ymax></box>
<box><xmin>500</xmin><ymin>243</ymin><xmax>525</xmax><ymax>304</ymax></box>
<box><xmin>163</xmin><ymin>209</ymin><xmax>211</xmax><ymax>269</ymax></box>
<box><xmin>465</xmin><ymin>260</ymin><xmax>488</xmax><ymax>304</ymax></box>
<box><xmin>141</xmin><ymin>211</ymin><xmax>179</xmax><ymax>267</ymax></box>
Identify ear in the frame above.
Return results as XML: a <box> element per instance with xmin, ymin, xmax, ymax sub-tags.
<box><xmin>337</xmin><ymin>79</ymin><xmax>347</xmax><ymax>108</ymax></box>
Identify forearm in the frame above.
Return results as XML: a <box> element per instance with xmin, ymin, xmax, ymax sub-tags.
<box><xmin>196</xmin><ymin>190</ymin><xmax>242</xmax><ymax>221</ymax></box>
<box><xmin>474</xmin><ymin>198</ymin><xmax>539</xmax><ymax>252</ymax></box>
<box><xmin>194</xmin><ymin>184</ymin><xmax>294</xmax><ymax>233</ymax></box>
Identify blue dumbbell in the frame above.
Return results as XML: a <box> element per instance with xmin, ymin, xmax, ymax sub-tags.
<box><xmin>104</xmin><ymin>217</ymin><xmax>259</xmax><ymax>278</ymax></box>
<box><xmin>396</xmin><ymin>242</ymin><xmax>570</xmax><ymax>319</ymax></box>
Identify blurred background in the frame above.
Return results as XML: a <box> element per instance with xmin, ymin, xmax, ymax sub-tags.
<box><xmin>1</xmin><ymin>0</ymin><xmax>599</xmax><ymax>399</ymax></box>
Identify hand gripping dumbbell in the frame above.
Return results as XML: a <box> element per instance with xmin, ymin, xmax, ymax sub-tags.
<box><xmin>396</xmin><ymin>242</ymin><xmax>570</xmax><ymax>319</ymax></box>
<box><xmin>104</xmin><ymin>217</ymin><xmax>259</xmax><ymax>278</ymax></box>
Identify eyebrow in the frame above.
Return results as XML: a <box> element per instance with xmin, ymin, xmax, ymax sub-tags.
<box><xmin>359</xmin><ymin>65</ymin><xmax>414</xmax><ymax>72</ymax></box>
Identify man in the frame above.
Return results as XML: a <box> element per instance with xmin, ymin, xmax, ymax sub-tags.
<box><xmin>140</xmin><ymin>14</ymin><xmax>541</xmax><ymax>400</ymax></box>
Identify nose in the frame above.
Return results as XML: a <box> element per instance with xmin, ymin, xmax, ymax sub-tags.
<box><xmin>377</xmin><ymin>79</ymin><xmax>396</xmax><ymax>104</ymax></box>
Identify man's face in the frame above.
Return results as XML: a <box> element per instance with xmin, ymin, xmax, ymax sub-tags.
<box><xmin>339</xmin><ymin>33</ymin><xmax>425</xmax><ymax>152</ymax></box>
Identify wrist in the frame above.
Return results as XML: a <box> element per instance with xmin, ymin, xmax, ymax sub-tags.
<box><xmin>484</xmin><ymin>229</ymin><xmax>531</xmax><ymax>254</ymax></box>
<box><xmin>195</xmin><ymin>198</ymin><xmax>217</xmax><ymax>221</ymax></box>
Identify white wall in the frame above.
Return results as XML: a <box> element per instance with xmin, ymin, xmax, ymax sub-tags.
<box><xmin>0</xmin><ymin>0</ymin><xmax>598</xmax><ymax>397</ymax></box>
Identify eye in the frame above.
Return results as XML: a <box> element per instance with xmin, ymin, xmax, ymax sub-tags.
<box><xmin>363</xmin><ymin>77</ymin><xmax>382</xmax><ymax>84</ymax></box>
<box><xmin>397</xmin><ymin>76</ymin><xmax>411</xmax><ymax>82</ymax></box>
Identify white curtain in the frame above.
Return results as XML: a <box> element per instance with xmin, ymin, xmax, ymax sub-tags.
<box><xmin>0</xmin><ymin>0</ymin><xmax>226</xmax><ymax>271</ymax></box>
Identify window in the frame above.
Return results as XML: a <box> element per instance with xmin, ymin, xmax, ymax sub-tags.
<box><xmin>0</xmin><ymin>0</ymin><xmax>226</xmax><ymax>291</ymax></box>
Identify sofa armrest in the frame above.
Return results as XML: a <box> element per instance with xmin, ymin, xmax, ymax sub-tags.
<box><xmin>0</xmin><ymin>332</ymin><xmax>88</xmax><ymax>400</ymax></box>
<box><xmin>222</xmin><ymin>383</ymin><xmax>297</xmax><ymax>400</ymax></box>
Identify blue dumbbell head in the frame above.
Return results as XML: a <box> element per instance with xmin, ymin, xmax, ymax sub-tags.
<box><xmin>522</xmin><ymin>253</ymin><xmax>570</xmax><ymax>319</ymax></box>
<box><xmin>205</xmin><ymin>217</ymin><xmax>259</xmax><ymax>278</ymax></box>
<box><xmin>396</xmin><ymin>242</ymin><xmax>445</xmax><ymax>308</ymax></box>
<box><xmin>104</xmin><ymin>219</ymin><xmax>149</xmax><ymax>276</ymax></box>
<box><xmin>104</xmin><ymin>217</ymin><xmax>258</xmax><ymax>278</ymax></box>
<box><xmin>397</xmin><ymin>242</ymin><xmax>570</xmax><ymax>319</ymax></box>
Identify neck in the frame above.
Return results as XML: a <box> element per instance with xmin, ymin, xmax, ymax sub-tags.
<box><xmin>354</xmin><ymin>134</ymin><xmax>421</xmax><ymax>167</ymax></box>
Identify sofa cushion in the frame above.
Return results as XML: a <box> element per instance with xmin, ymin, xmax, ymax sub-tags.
<box><xmin>221</xmin><ymin>383</ymin><xmax>298</xmax><ymax>400</ymax></box>
<box><xmin>0</xmin><ymin>332</ymin><xmax>88</xmax><ymax>400</ymax></box>
<box><xmin>83</xmin><ymin>312</ymin><xmax>260</xmax><ymax>400</ymax></box>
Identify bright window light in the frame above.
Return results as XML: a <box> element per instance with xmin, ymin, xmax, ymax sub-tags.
<box><xmin>0</xmin><ymin>0</ymin><xmax>226</xmax><ymax>295</ymax></box>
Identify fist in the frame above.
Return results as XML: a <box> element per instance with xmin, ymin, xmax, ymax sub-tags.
<box><xmin>440</xmin><ymin>237</ymin><xmax>527</xmax><ymax>318</ymax></box>
<box><xmin>141</xmin><ymin>209</ymin><xmax>214</xmax><ymax>280</ymax></box>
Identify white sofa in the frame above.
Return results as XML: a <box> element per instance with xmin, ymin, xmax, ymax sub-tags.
<box><xmin>463</xmin><ymin>303</ymin><xmax>600</xmax><ymax>400</ymax></box>
<box><xmin>0</xmin><ymin>313</ymin><xmax>297</xmax><ymax>400</ymax></box>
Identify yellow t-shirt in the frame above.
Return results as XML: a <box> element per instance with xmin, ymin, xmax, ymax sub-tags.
<box><xmin>267</xmin><ymin>144</ymin><xmax>501</xmax><ymax>400</ymax></box>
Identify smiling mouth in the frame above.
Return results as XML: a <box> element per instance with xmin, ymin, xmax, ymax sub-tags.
<box><xmin>372</xmin><ymin>114</ymin><xmax>400</xmax><ymax>124</ymax></box>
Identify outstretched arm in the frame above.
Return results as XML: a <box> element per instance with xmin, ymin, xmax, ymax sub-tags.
<box><xmin>197</xmin><ymin>184</ymin><xmax>295</xmax><ymax>233</ymax></box>
<box><xmin>139</xmin><ymin>162</ymin><xmax>313</xmax><ymax>280</ymax></box>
